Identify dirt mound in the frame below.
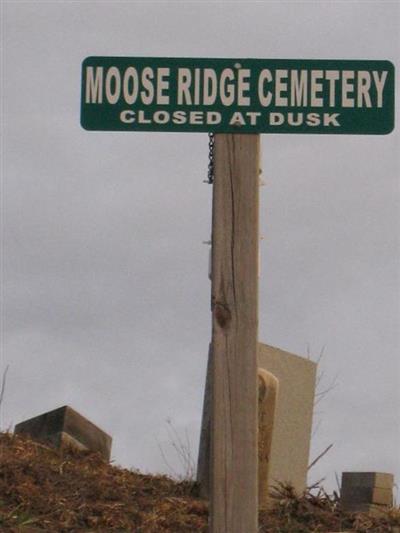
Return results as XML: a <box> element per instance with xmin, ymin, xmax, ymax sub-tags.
<box><xmin>0</xmin><ymin>432</ymin><xmax>398</xmax><ymax>532</ymax></box>
<box><xmin>0</xmin><ymin>432</ymin><xmax>205</xmax><ymax>531</ymax></box>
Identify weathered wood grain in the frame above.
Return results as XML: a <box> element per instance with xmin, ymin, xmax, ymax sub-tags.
<box><xmin>197</xmin><ymin>362</ymin><xmax>279</xmax><ymax>508</ymax></box>
<box><xmin>210</xmin><ymin>134</ymin><xmax>260</xmax><ymax>533</ymax></box>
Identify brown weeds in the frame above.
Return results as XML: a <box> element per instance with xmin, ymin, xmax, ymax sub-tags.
<box><xmin>0</xmin><ymin>432</ymin><xmax>398</xmax><ymax>532</ymax></box>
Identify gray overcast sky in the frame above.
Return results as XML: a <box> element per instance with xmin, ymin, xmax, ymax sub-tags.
<box><xmin>2</xmin><ymin>0</ymin><xmax>399</xmax><ymax>493</ymax></box>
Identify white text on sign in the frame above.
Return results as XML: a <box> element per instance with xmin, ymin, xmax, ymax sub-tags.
<box><xmin>85</xmin><ymin>66</ymin><xmax>388</xmax><ymax>109</ymax></box>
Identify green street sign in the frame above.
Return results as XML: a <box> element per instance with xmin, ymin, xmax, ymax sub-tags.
<box><xmin>81</xmin><ymin>57</ymin><xmax>395</xmax><ymax>134</ymax></box>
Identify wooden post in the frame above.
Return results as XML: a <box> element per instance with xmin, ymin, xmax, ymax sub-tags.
<box><xmin>210</xmin><ymin>134</ymin><xmax>260</xmax><ymax>533</ymax></box>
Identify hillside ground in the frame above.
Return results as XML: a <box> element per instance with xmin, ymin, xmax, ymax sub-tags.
<box><xmin>0</xmin><ymin>432</ymin><xmax>399</xmax><ymax>532</ymax></box>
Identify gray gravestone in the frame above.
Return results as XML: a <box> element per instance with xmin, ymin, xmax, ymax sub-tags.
<box><xmin>258</xmin><ymin>344</ymin><xmax>317</xmax><ymax>495</ymax></box>
<box><xmin>341</xmin><ymin>472</ymin><xmax>394</xmax><ymax>513</ymax></box>
<box><xmin>197</xmin><ymin>343</ymin><xmax>317</xmax><ymax>497</ymax></box>
<box><xmin>15</xmin><ymin>405</ymin><xmax>112</xmax><ymax>461</ymax></box>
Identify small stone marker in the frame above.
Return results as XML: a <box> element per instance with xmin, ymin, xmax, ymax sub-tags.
<box><xmin>258</xmin><ymin>343</ymin><xmax>317</xmax><ymax>495</ymax></box>
<box><xmin>341</xmin><ymin>472</ymin><xmax>394</xmax><ymax>513</ymax></box>
<box><xmin>14</xmin><ymin>405</ymin><xmax>112</xmax><ymax>461</ymax></box>
<box><xmin>258</xmin><ymin>368</ymin><xmax>279</xmax><ymax>508</ymax></box>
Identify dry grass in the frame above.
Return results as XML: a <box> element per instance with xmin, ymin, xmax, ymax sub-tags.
<box><xmin>0</xmin><ymin>432</ymin><xmax>398</xmax><ymax>531</ymax></box>
<box><xmin>0</xmin><ymin>432</ymin><xmax>206</xmax><ymax>532</ymax></box>
<box><xmin>262</xmin><ymin>483</ymin><xmax>400</xmax><ymax>532</ymax></box>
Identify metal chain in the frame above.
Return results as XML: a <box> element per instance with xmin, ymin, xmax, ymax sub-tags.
<box><xmin>207</xmin><ymin>132</ymin><xmax>215</xmax><ymax>184</ymax></box>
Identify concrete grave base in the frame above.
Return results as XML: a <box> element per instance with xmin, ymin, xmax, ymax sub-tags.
<box><xmin>14</xmin><ymin>405</ymin><xmax>112</xmax><ymax>461</ymax></box>
<box><xmin>341</xmin><ymin>472</ymin><xmax>394</xmax><ymax>513</ymax></box>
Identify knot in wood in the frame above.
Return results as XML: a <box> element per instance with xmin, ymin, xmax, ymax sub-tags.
<box><xmin>214</xmin><ymin>302</ymin><xmax>232</xmax><ymax>329</ymax></box>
